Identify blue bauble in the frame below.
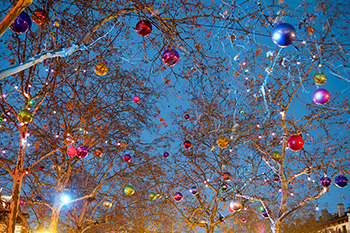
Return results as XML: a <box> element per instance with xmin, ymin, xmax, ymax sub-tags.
<box><xmin>271</xmin><ymin>23</ymin><xmax>296</xmax><ymax>47</ymax></box>
<box><xmin>189</xmin><ymin>186</ymin><xmax>198</xmax><ymax>195</ymax></box>
<box><xmin>10</xmin><ymin>12</ymin><xmax>32</xmax><ymax>34</ymax></box>
<box><xmin>335</xmin><ymin>175</ymin><xmax>348</xmax><ymax>188</ymax></box>
<box><xmin>163</xmin><ymin>152</ymin><xmax>170</xmax><ymax>158</ymax></box>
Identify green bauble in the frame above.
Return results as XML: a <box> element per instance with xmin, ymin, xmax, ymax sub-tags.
<box><xmin>0</xmin><ymin>116</ymin><xmax>3</xmax><ymax>122</ymax></box>
<box><xmin>313</xmin><ymin>72</ymin><xmax>327</xmax><ymax>85</ymax></box>
<box><xmin>149</xmin><ymin>192</ymin><xmax>156</xmax><ymax>200</ymax></box>
<box><xmin>17</xmin><ymin>109</ymin><xmax>33</xmax><ymax>124</ymax></box>
<box><xmin>124</xmin><ymin>185</ymin><xmax>135</xmax><ymax>195</ymax></box>
<box><xmin>272</xmin><ymin>151</ymin><xmax>281</xmax><ymax>160</ymax></box>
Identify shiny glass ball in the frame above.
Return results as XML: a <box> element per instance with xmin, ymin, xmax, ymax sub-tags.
<box><xmin>124</xmin><ymin>154</ymin><xmax>131</xmax><ymax>162</ymax></box>
<box><xmin>320</xmin><ymin>176</ymin><xmax>331</xmax><ymax>187</ymax></box>
<box><xmin>272</xmin><ymin>151</ymin><xmax>281</xmax><ymax>160</ymax></box>
<box><xmin>77</xmin><ymin>145</ymin><xmax>89</xmax><ymax>158</ymax></box>
<box><xmin>272</xmin><ymin>174</ymin><xmax>279</xmax><ymax>182</ymax></box>
<box><xmin>94</xmin><ymin>147</ymin><xmax>103</xmax><ymax>157</ymax></box>
<box><xmin>94</xmin><ymin>61</ymin><xmax>108</xmax><ymax>76</ymax></box>
<box><xmin>241</xmin><ymin>217</ymin><xmax>247</xmax><ymax>222</ymax></box>
<box><xmin>287</xmin><ymin>135</ymin><xmax>304</xmax><ymax>151</ymax></box>
<box><xmin>67</xmin><ymin>146</ymin><xmax>77</xmax><ymax>157</ymax></box>
<box><xmin>10</xmin><ymin>12</ymin><xmax>32</xmax><ymax>34</ymax></box>
<box><xmin>230</xmin><ymin>200</ymin><xmax>243</xmax><ymax>211</ymax></box>
<box><xmin>149</xmin><ymin>192</ymin><xmax>156</xmax><ymax>200</ymax></box>
<box><xmin>189</xmin><ymin>186</ymin><xmax>198</xmax><ymax>195</ymax></box>
<box><xmin>335</xmin><ymin>175</ymin><xmax>348</xmax><ymax>188</ymax></box>
<box><xmin>32</xmin><ymin>9</ymin><xmax>49</xmax><ymax>25</ymax></box>
<box><xmin>17</xmin><ymin>109</ymin><xmax>33</xmax><ymax>124</ymax></box>
<box><xmin>217</xmin><ymin>136</ymin><xmax>229</xmax><ymax>149</ymax></box>
<box><xmin>133</xmin><ymin>96</ymin><xmax>141</xmax><ymax>104</ymax></box>
<box><xmin>163</xmin><ymin>152</ymin><xmax>170</xmax><ymax>158</ymax></box>
<box><xmin>136</xmin><ymin>20</ymin><xmax>152</xmax><ymax>37</ymax></box>
<box><xmin>174</xmin><ymin>192</ymin><xmax>183</xmax><ymax>202</ymax></box>
<box><xmin>162</xmin><ymin>49</ymin><xmax>180</xmax><ymax>67</ymax></box>
<box><xmin>184</xmin><ymin>114</ymin><xmax>190</xmax><ymax>120</ymax></box>
<box><xmin>223</xmin><ymin>171</ymin><xmax>232</xmax><ymax>181</ymax></box>
<box><xmin>271</xmin><ymin>23</ymin><xmax>296</xmax><ymax>47</ymax></box>
<box><xmin>313</xmin><ymin>72</ymin><xmax>327</xmax><ymax>85</ymax></box>
<box><xmin>183</xmin><ymin>140</ymin><xmax>191</xmax><ymax>149</ymax></box>
<box><xmin>313</xmin><ymin>88</ymin><xmax>330</xmax><ymax>105</ymax></box>
<box><xmin>124</xmin><ymin>185</ymin><xmax>135</xmax><ymax>195</ymax></box>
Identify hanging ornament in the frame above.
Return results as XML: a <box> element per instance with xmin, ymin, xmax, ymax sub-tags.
<box><xmin>272</xmin><ymin>174</ymin><xmax>279</xmax><ymax>182</ymax></box>
<box><xmin>149</xmin><ymin>192</ymin><xmax>156</xmax><ymax>200</ymax></box>
<box><xmin>136</xmin><ymin>20</ymin><xmax>152</xmax><ymax>37</ymax></box>
<box><xmin>221</xmin><ymin>183</ymin><xmax>229</xmax><ymax>192</ymax></box>
<box><xmin>261</xmin><ymin>210</ymin><xmax>269</xmax><ymax>218</ymax></box>
<box><xmin>133</xmin><ymin>95</ymin><xmax>141</xmax><ymax>104</ymax></box>
<box><xmin>183</xmin><ymin>140</ymin><xmax>191</xmax><ymax>149</ymax></box>
<box><xmin>76</xmin><ymin>145</ymin><xmax>89</xmax><ymax>158</ymax></box>
<box><xmin>189</xmin><ymin>186</ymin><xmax>198</xmax><ymax>195</ymax></box>
<box><xmin>271</xmin><ymin>23</ymin><xmax>296</xmax><ymax>47</ymax></box>
<box><xmin>10</xmin><ymin>11</ymin><xmax>32</xmax><ymax>34</ymax></box>
<box><xmin>287</xmin><ymin>135</ymin><xmax>304</xmax><ymax>151</ymax></box>
<box><xmin>94</xmin><ymin>147</ymin><xmax>103</xmax><ymax>157</ymax></box>
<box><xmin>19</xmin><ymin>199</ymin><xmax>26</xmax><ymax>205</ymax></box>
<box><xmin>0</xmin><ymin>116</ymin><xmax>4</xmax><ymax>122</ymax></box>
<box><xmin>230</xmin><ymin>200</ymin><xmax>243</xmax><ymax>211</ymax></box>
<box><xmin>162</xmin><ymin>49</ymin><xmax>180</xmax><ymax>67</ymax></box>
<box><xmin>313</xmin><ymin>88</ymin><xmax>330</xmax><ymax>105</ymax></box>
<box><xmin>313</xmin><ymin>72</ymin><xmax>327</xmax><ymax>85</ymax></box>
<box><xmin>32</xmin><ymin>9</ymin><xmax>49</xmax><ymax>25</ymax></box>
<box><xmin>67</xmin><ymin>146</ymin><xmax>77</xmax><ymax>157</ymax></box>
<box><xmin>272</xmin><ymin>151</ymin><xmax>281</xmax><ymax>160</ymax></box>
<box><xmin>155</xmin><ymin>194</ymin><xmax>162</xmax><ymax>199</ymax></box>
<box><xmin>163</xmin><ymin>152</ymin><xmax>170</xmax><ymax>158</ymax></box>
<box><xmin>124</xmin><ymin>185</ymin><xmax>135</xmax><ymax>195</ymax></box>
<box><xmin>320</xmin><ymin>176</ymin><xmax>331</xmax><ymax>187</ymax></box>
<box><xmin>228</xmin><ymin>205</ymin><xmax>234</xmax><ymax>213</ymax></box>
<box><xmin>184</xmin><ymin>114</ymin><xmax>190</xmax><ymax>120</ymax></box>
<box><xmin>173</xmin><ymin>192</ymin><xmax>183</xmax><ymax>202</ymax></box>
<box><xmin>124</xmin><ymin>154</ymin><xmax>131</xmax><ymax>162</ymax></box>
<box><xmin>241</xmin><ymin>216</ymin><xmax>247</xmax><ymax>222</ymax></box>
<box><xmin>94</xmin><ymin>61</ymin><xmax>108</xmax><ymax>76</ymax></box>
<box><xmin>103</xmin><ymin>201</ymin><xmax>112</xmax><ymax>208</ymax></box>
<box><xmin>217</xmin><ymin>136</ymin><xmax>229</xmax><ymax>149</ymax></box>
<box><xmin>17</xmin><ymin>109</ymin><xmax>33</xmax><ymax>124</ymax></box>
<box><xmin>335</xmin><ymin>175</ymin><xmax>348</xmax><ymax>188</ymax></box>
<box><xmin>33</xmin><ymin>196</ymin><xmax>43</xmax><ymax>202</ymax></box>
<box><xmin>223</xmin><ymin>171</ymin><xmax>232</xmax><ymax>181</ymax></box>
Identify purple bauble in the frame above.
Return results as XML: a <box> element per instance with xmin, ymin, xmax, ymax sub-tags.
<box><xmin>10</xmin><ymin>12</ymin><xmax>32</xmax><ymax>34</ymax></box>
<box><xmin>320</xmin><ymin>176</ymin><xmax>331</xmax><ymax>187</ymax></box>
<box><xmin>272</xmin><ymin>174</ymin><xmax>279</xmax><ymax>182</ymax></box>
<box><xmin>162</xmin><ymin>49</ymin><xmax>180</xmax><ymax>67</ymax></box>
<box><xmin>174</xmin><ymin>192</ymin><xmax>183</xmax><ymax>202</ymax></box>
<box><xmin>189</xmin><ymin>186</ymin><xmax>198</xmax><ymax>195</ymax></box>
<box><xmin>335</xmin><ymin>175</ymin><xmax>348</xmax><ymax>188</ymax></box>
<box><xmin>313</xmin><ymin>89</ymin><xmax>330</xmax><ymax>105</ymax></box>
<box><xmin>163</xmin><ymin>152</ymin><xmax>170</xmax><ymax>158</ymax></box>
<box><xmin>77</xmin><ymin>145</ymin><xmax>89</xmax><ymax>158</ymax></box>
<box><xmin>124</xmin><ymin>154</ymin><xmax>131</xmax><ymax>162</ymax></box>
<box><xmin>261</xmin><ymin>210</ymin><xmax>269</xmax><ymax>218</ymax></box>
<box><xmin>271</xmin><ymin>23</ymin><xmax>296</xmax><ymax>47</ymax></box>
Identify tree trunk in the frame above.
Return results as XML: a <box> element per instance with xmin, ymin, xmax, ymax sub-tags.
<box><xmin>7</xmin><ymin>127</ymin><xmax>27</xmax><ymax>233</ymax></box>
<box><xmin>49</xmin><ymin>205</ymin><xmax>62</xmax><ymax>232</ymax></box>
<box><xmin>7</xmin><ymin>171</ymin><xmax>23</xmax><ymax>233</ymax></box>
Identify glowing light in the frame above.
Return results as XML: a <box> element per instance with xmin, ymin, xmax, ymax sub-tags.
<box><xmin>61</xmin><ymin>195</ymin><xmax>70</xmax><ymax>204</ymax></box>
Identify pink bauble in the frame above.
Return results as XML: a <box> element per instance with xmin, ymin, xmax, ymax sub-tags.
<box><xmin>19</xmin><ymin>199</ymin><xmax>26</xmax><ymax>205</ymax></box>
<box><xmin>313</xmin><ymin>88</ymin><xmax>330</xmax><ymax>105</ymax></box>
<box><xmin>67</xmin><ymin>146</ymin><xmax>77</xmax><ymax>157</ymax></box>
<box><xmin>241</xmin><ymin>216</ymin><xmax>247</xmax><ymax>222</ymax></box>
<box><xmin>133</xmin><ymin>96</ymin><xmax>141</xmax><ymax>104</ymax></box>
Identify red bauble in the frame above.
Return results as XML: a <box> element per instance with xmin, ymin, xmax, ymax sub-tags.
<box><xmin>184</xmin><ymin>114</ymin><xmax>190</xmax><ymax>120</ymax></box>
<box><xmin>241</xmin><ymin>217</ymin><xmax>247</xmax><ymax>222</ymax></box>
<box><xmin>124</xmin><ymin>154</ymin><xmax>131</xmax><ymax>163</ymax></box>
<box><xmin>136</xmin><ymin>20</ymin><xmax>152</xmax><ymax>37</ymax></box>
<box><xmin>287</xmin><ymin>135</ymin><xmax>304</xmax><ymax>151</ymax></box>
<box><xmin>183</xmin><ymin>140</ymin><xmax>191</xmax><ymax>149</ymax></box>
<box><xmin>32</xmin><ymin>9</ymin><xmax>49</xmax><ymax>25</ymax></box>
